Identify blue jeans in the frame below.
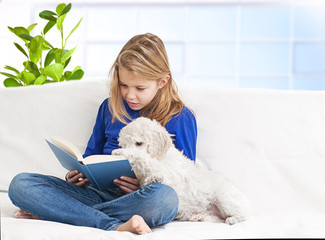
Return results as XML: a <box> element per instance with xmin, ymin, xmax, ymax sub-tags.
<box><xmin>8</xmin><ymin>173</ymin><xmax>179</xmax><ymax>230</ymax></box>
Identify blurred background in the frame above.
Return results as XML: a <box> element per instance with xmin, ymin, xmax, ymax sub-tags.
<box><xmin>1</xmin><ymin>0</ymin><xmax>325</xmax><ymax>90</ymax></box>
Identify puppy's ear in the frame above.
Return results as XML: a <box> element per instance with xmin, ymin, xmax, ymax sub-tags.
<box><xmin>117</xmin><ymin>127</ymin><xmax>129</xmax><ymax>148</ymax></box>
<box><xmin>147</xmin><ymin>129</ymin><xmax>173</xmax><ymax>159</ymax></box>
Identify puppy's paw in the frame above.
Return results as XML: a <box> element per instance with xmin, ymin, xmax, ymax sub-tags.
<box><xmin>141</xmin><ymin>176</ymin><xmax>163</xmax><ymax>186</ymax></box>
<box><xmin>149</xmin><ymin>176</ymin><xmax>163</xmax><ymax>183</ymax></box>
<box><xmin>225</xmin><ymin>215</ymin><xmax>246</xmax><ymax>225</ymax></box>
<box><xmin>189</xmin><ymin>215</ymin><xmax>203</xmax><ymax>222</ymax></box>
<box><xmin>112</xmin><ymin>149</ymin><xmax>127</xmax><ymax>156</ymax></box>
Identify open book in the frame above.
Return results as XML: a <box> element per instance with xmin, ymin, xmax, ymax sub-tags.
<box><xmin>46</xmin><ymin>136</ymin><xmax>136</xmax><ymax>191</ymax></box>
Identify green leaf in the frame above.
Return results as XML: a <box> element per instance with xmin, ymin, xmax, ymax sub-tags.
<box><xmin>51</xmin><ymin>49</ymin><xmax>69</xmax><ymax>63</ymax></box>
<box><xmin>4</xmin><ymin>78</ymin><xmax>22</xmax><ymax>87</ymax></box>
<box><xmin>24</xmin><ymin>61</ymin><xmax>40</xmax><ymax>78</ymax></box>
<box><xmin>0</xmin><ymin>72</ymin><xmax>16</xmax><ymax>79</ymax></box>
<box><xmin>41</xmin><ymin>44</ymin><xmax>51</xmax><ymax>51</ymax></box>
<box><xmin>69</xmin><ymin>69</ymin><xmax>84</xmax><ymax>80</ymax></box>
<box><xmin>28</xmin><ymin>35</ymin><xmax>44</xmax><ymax>64</ymax></box>
<box><xmin>56</xmin><ymin>14</ymin><xmax>66</xmax><ymax>30</ymax></box>
<box><xmin>27</xmin><ymin>23</ymin><xmax>37</xmax><ymax>33</ymax></box>
<box><xmin>60</xmin><ymin>3</ymin><xmax>71</xmax><ymax>16</ymax></box>
<box><xmin>12</xmin><ymin>27</ymin><xmax>29</xmax><ymax>38</ymax></box>
<box><xmin>14</xmin><ymin>42</ymin><xmax>28</xmax><ymax>58</ymax></box>
<box><xmin>8</xmin><ymin>26</ymin><xmax>14</xmax><ymax>33</ymax></box>
<box><xmin>34</xmin><ymin>75</ymin><xmax>47</xmax><ymax>85</ymax></box>
<box><xmin>43</xmin><ymin>38</ymin><xmax>54</xmax><ymax>49</ymax></box>
<box><xmin>21</xmin><ymin>71</ymin><xmax>36</xmax><ymax>85</ymax></box>
<box><xmin>72</xmin><ymin>65</ymin><xmax>81</xmax><ymax>71</ymax></box>
<box><xmin>65</xmin><ymin>17</ymin><xmax>82</xmax><ymax>43</ymax></box>
<box><xmin>64</xmin><ymin>57</ymin><xmax>71</xmax><ymax>68</ymax></box>
<box><xmin>51</xmin><ymin>48</ymin><xmax>63</xmax><ymax>63</ymax></box>
<box><xmin>43</xmin><ymin>79</ymin><xmax>53</xmax><ymax>84</ymax></box>
<box><xmin>44</xmin><ymin>49</ymin><xmax>56</xmax><ymax>67</ymax></box>
<box><xmin>4</xmin><ymin>65</ymin><xmax>20</xmax><ymax>75</ymax></box>
<box><xmin>19</xmin><ymin>34</ymin><xmax>32</xmax><ymax>41</ymax></box>
<box><xmin>44</xmin><ymin>63</ymin><xmax>64</xmax><ymax>81</ymax></box>
<box><xmin>64</xmin><ymin>71</ymin><xmax>72</xmax><ymax>80</ymax></box>
<box><xmin>61</xmin><ymin>46</ymin><xmax>76</xmax><ymax>63</ymax></box>
<box><xmin>56</xmin><ymin>3</ymin><xmax>66</xmax><ymax>15</ymax></box>
<box><xmin>44</xmin><ymin>20</ymin><xmax>56</xmax><ymax>35</ymax></box>
<box><xmin>39</xmin><ymin>10</ymin><xmax>57</xmax><ymax>22</ymax></box>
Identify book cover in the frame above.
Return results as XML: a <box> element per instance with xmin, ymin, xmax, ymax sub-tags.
<box><xmin>46</xmin><ymin>139</ymin><xmax>136</xmax><ymax>191</ymax></box>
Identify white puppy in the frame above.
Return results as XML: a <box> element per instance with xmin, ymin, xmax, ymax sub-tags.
<box><xmin>112</xmin><ymin>117</ymin><xmax>251</xmax><ymax>224</ymax></box>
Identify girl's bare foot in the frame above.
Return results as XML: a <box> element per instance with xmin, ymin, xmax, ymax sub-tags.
<box><xmin>16</xmin><ymin>209</ymin><xmax>40</xmax><ymax>219</ymax></box>
<box><xmin>115</xmin><ymin>215</ymin><xmax>152</xmax><ymax>235</ymax></box>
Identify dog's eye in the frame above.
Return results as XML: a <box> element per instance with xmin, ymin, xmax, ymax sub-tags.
<box><xmin>136</xmin><ymin>142</ymin><xmax>143</xmax><ymax>147</ymax></box>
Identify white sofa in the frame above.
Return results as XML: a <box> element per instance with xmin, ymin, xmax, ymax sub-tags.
<box><xmin>1</xmin><ymin>79</ymin><xmax>325</xmax><ymax>239</ymax></box>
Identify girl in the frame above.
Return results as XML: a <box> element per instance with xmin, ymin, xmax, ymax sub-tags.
<box><xmin>8</xmin><ymin>33</ymin><xmax>197</xmax><ymax>235</ymax></box>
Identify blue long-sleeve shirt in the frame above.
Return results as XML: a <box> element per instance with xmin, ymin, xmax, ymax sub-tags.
<box><xmin>83</xmin><ymin>98</ymin><xmax>197</xmax><ymax>161</ymax></box>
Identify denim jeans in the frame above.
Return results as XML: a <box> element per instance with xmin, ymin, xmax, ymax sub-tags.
<box><xmin>8</xmin><ymin>173</ymin><xmax>179</xmax><ymax>230</ymax></box>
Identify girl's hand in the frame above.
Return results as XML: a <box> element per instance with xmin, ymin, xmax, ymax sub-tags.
<box><xmin>114</xmin><ymin>176</ymin><xmax>140</xmax><ymax>193</ymax></box>
<box><xmin>66</xmin><ymin>170</ymin><xmax>90</xmax><ymax>188</ymax></box>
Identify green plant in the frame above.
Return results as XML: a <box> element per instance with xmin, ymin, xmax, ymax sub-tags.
<box><xmin>0</xmin><ymin>3</ymin><xmax>84</xmax><ymax>87</ymax></box>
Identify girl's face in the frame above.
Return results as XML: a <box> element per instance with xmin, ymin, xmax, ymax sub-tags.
<box><xmin>118</xmin><ymin>68</ymin><xmax>167</xmax><ymax>110</ymax></box>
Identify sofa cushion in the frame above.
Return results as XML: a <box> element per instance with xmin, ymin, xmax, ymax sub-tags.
<box><xmin>179</xmin><ymin>85</ymin><xmax>325</xmax><ymax>215</ymax></box>
<box><xmin>2</xmin><ymin>80</ymin><xmax>325</xmax><ymax>218</ymax></box>
<box><xmin>0</xmin><ymin>79</ymin><xmax>109</xmax><ymax>190</ymax></box>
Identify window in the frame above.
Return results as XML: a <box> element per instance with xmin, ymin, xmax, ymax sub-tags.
<box><xmin>1</xmin><ymin>0</ymin><xmax>325</xmax><ymax>90</ymax></box>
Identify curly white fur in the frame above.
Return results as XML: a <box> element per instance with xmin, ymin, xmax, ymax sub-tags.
<box><xmin>112</xmin><ymin>117</ymin><xmax>251</xmax><ymax>224</ymax></box>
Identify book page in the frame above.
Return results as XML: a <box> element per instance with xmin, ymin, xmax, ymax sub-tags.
<box><xmin>83</xmin><ymin>154</ymin><xmax>127</xmax><ymax>165</ymax></box>
<box><xmin>51</xmin><ymin>136</ymin><xmax>84</xmax><ymax>161</ymax></box>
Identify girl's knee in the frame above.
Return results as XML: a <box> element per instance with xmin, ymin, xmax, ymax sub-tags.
<box><xmin>140</xmin><ymin>183</ymin><xmax>179</xmax><ymax>226</ymax></box>
<box><xmin>152</xmin><ymin>183</ymin><xmax>178</xmax><ymax>209</ymax></box>
<box><xmin>9</xmin><ymin>173</ymin><xmax>31</xmax><ymax>191</ymax></box>
<box><xmin>8</xmin><ymin>173</ymin><xmax>39</xmax><ymax>202</ymax></box>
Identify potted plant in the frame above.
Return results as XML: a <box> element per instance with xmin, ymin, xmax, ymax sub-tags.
<box><xmin>0</xmin><ymin>2</ymin><xmax>84</xmax><ymax>87</ymax></box>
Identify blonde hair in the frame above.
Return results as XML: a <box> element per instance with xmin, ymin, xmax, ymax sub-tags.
<box><xmin>108</xmin><ymin>33</ymin><xmax>187</xmax><ymax>126</ymax></box>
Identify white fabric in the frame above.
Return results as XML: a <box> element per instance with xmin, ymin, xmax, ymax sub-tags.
<box><xmin>1</xmin><ymin>79</ymin><xmax>325</xmax><ymax>239</ymax></box>
<box><xmin>0</xmin><ymin>79</ymin><xmax>109</xmax><ymax>190</ymax></box>
<box><xmin>2</xmin><ymin>192</ymin><xmax>325</xmax><ymax>239</ymax></box>
<box><xmin>180</xmin><ymin>86</ymin><xmax>325</xmax><ymax>217</ymax></box>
